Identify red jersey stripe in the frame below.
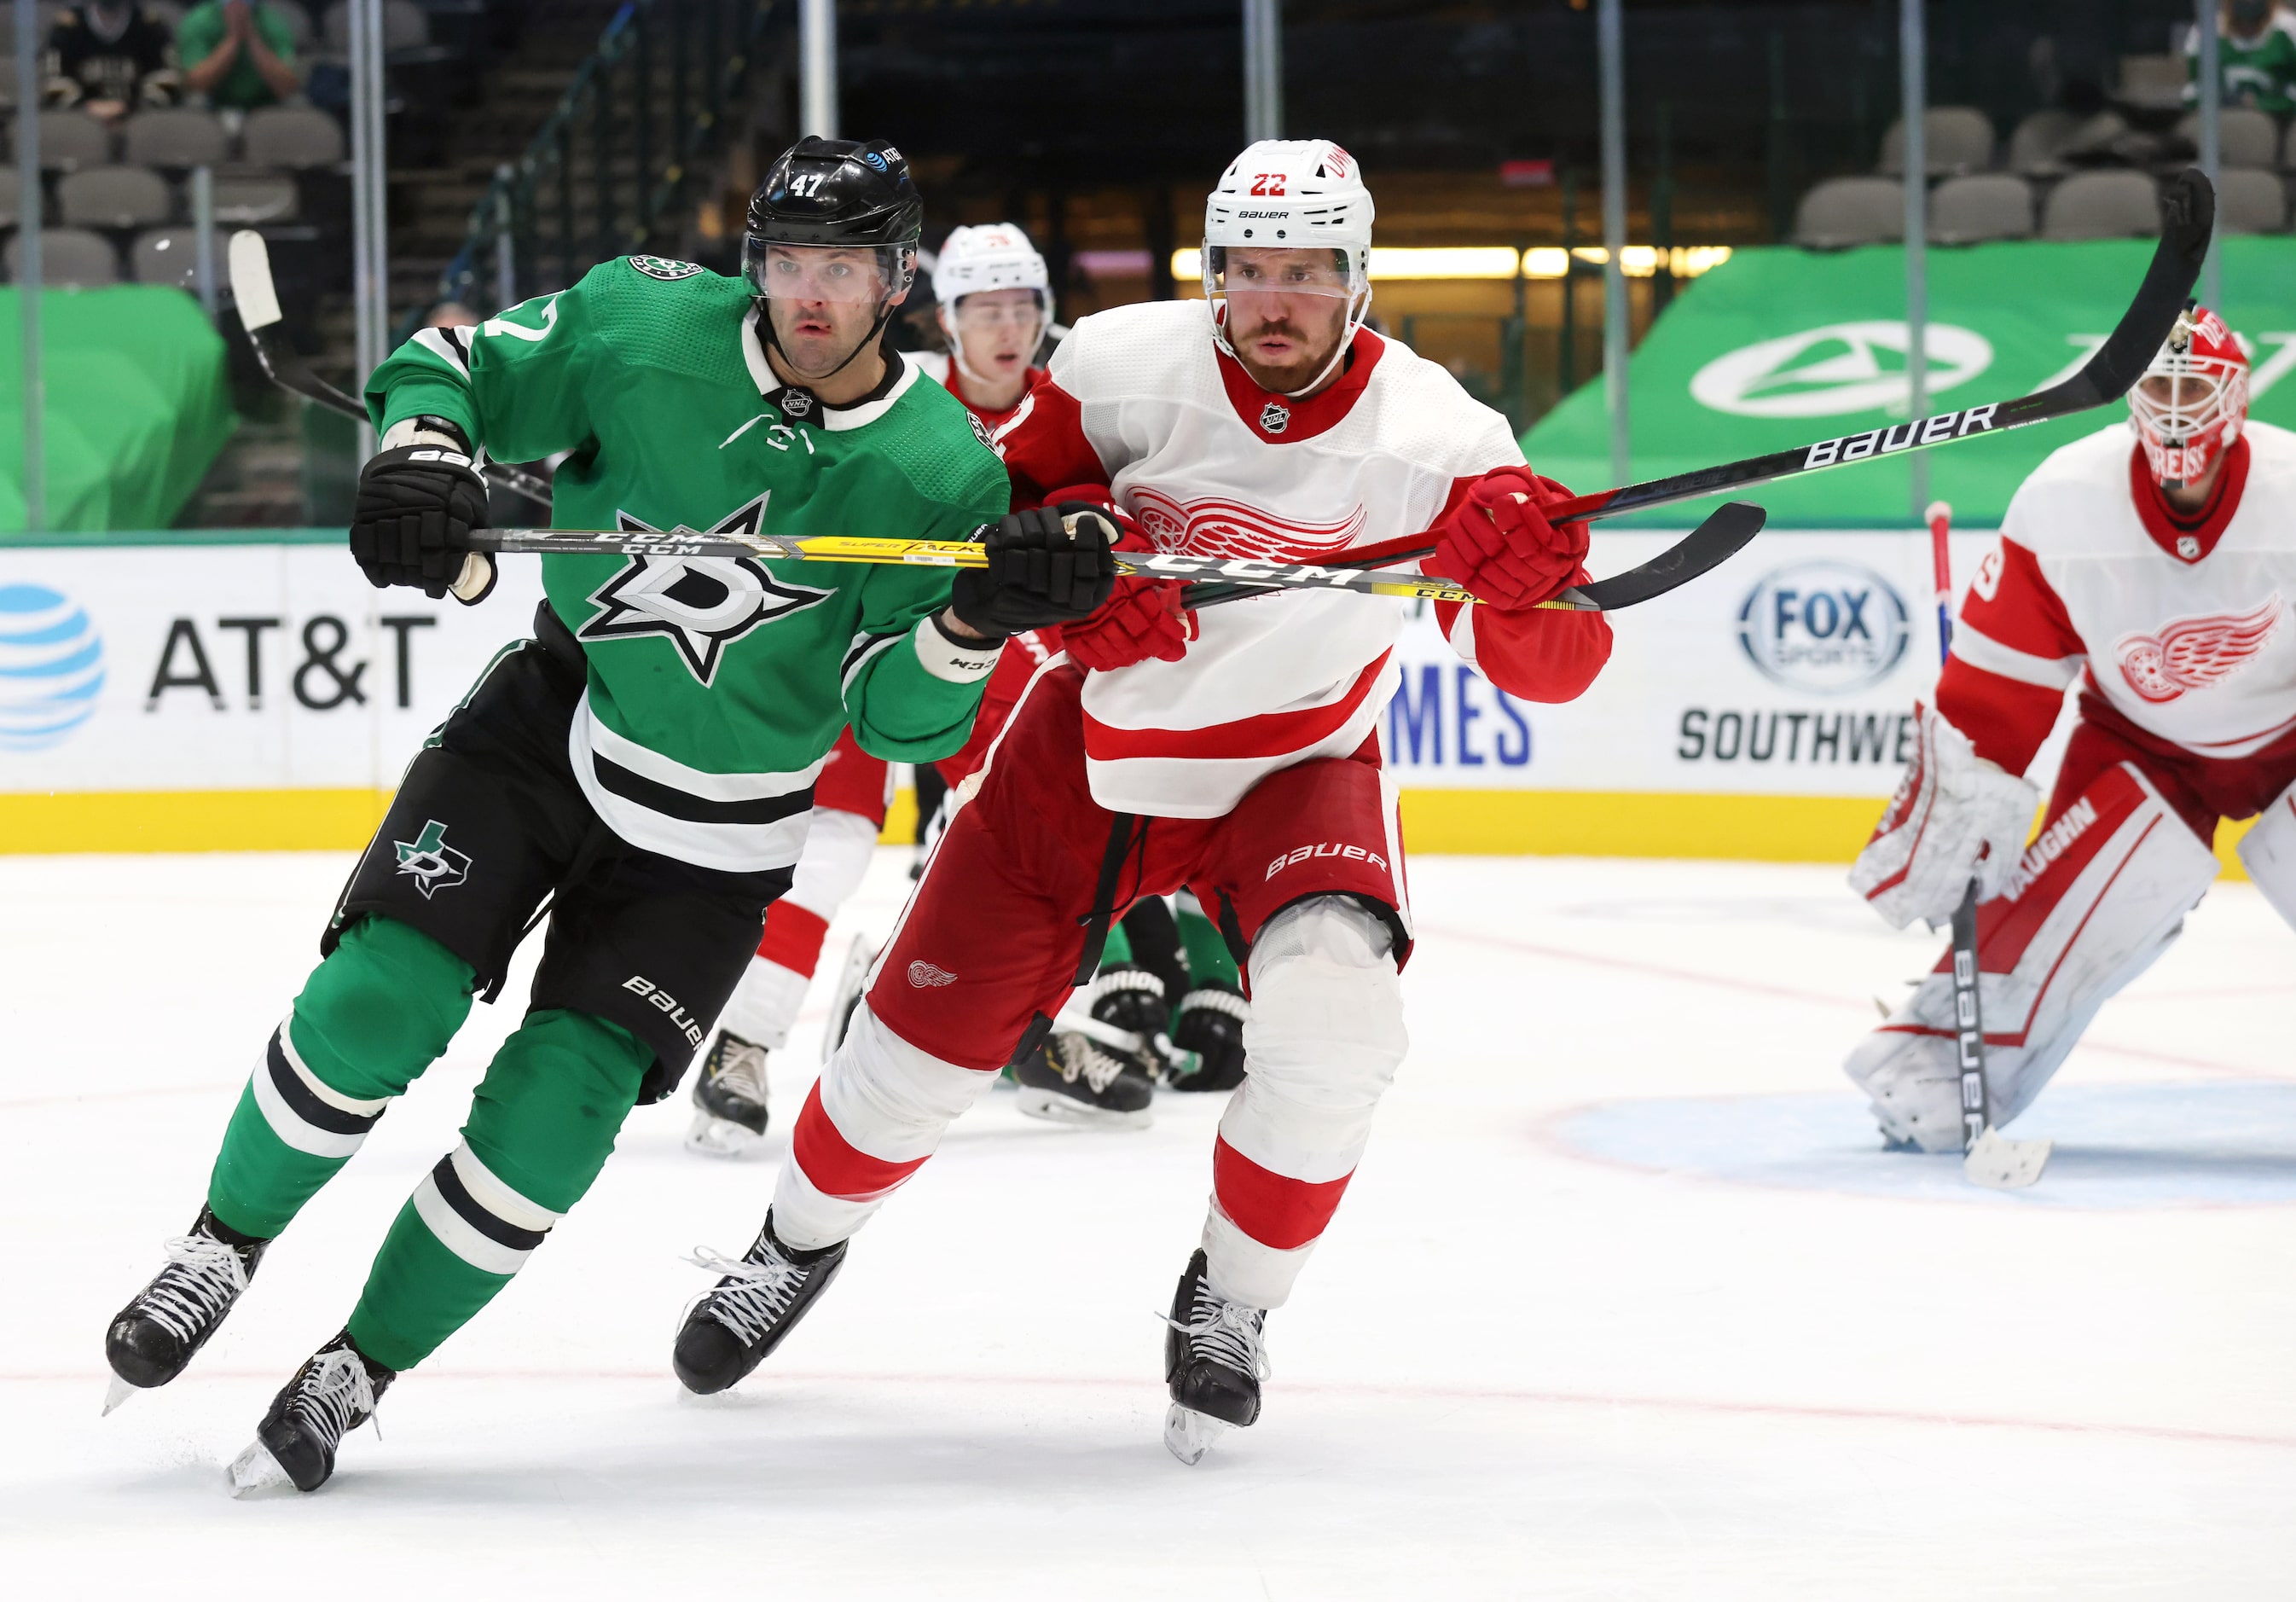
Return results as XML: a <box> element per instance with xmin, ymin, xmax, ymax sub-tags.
<box><xmin>1081</xmin><ymin>652</ymin><xmax>1389</xmax><ymax>763</ymax></box>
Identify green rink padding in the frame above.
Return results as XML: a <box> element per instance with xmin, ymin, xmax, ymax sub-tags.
<box><xmin>0</xmin><ymin>287</ymin><xmax>238</xmax><ymax>532</ymax></box>
<box><xmin>1523</xmin><ymin>237</ymin><xmax>2296</xmax><ymax>528</ymax></box>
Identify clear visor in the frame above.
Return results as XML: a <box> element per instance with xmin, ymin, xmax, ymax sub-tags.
<box><xmin>751</xmin><ymin>244</ymin><xmax>898</xmax><ymax>304</ymax></box>
<box><xmin>1207</xmin><ymin>246</ymin><xmax>1359</xmax><ymax>302</ymax></box>
<box><xmin>2129</xmin><ymin>356</ymin><xmax>2245</xmax><ymax>443</ymax></box>
<box><xmin>948</xmin><ymin>293</ymin><xmax>1047</xmax><ymax>334</ymax></box>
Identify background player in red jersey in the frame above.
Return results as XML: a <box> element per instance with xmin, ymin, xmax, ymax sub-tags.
<box><xmin>667</xmin><ymin>137</ymin><xmax>1613</xmax><ymax>1463</ymax></box>
<box><xmin>1847</xmin><ymin>307</ymin><xmax>2296</xmax><ymax>1151</ymax></box>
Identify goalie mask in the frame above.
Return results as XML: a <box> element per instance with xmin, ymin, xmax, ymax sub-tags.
<box><xmin>1202</xmin><ymin>138</ymin><xmax>1374</xmax><ymax>399</ymax></box>
<box><xmin>2129</xmin><ymin>305</ymin><xmax>2249</xmax><ymax>490</ymax></box>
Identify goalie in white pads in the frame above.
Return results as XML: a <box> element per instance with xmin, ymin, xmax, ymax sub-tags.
<box><xmin>1848</xmin><ymin>307</ymin><xmax>2296</xmax><ymax>1149</ymax></box>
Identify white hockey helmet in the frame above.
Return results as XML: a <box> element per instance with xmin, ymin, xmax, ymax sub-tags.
<box><xmin>1203</xmin><ymin>139</ymin><xmax>1375</xmax><ymax>396</ymax></box>
<box><xmin>932</xmin><ymin>223</ymin><xmax>1051</xmax><ymax>314</ymax></box>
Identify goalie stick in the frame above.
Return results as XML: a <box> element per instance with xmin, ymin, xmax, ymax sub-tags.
<box><xmin>226</xmin><ymin>232</ymin><xmax>554</xmax><ymax>509</ymax></box>
<box><xmin>1187</xmin><ymin>168</ymin><xmax>2212</xmax><ymax>611</ymax></box>
<box><xmin>1928</xmin><ymin>499</ymin><xmax>2051</xmax><ymax>1191</ymax></box>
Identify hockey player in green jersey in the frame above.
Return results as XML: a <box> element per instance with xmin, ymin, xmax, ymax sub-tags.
<box><xmin>98</xmin><ymin>136</ymin><xmax>1117</xmax><ymax>1495</ymax></box>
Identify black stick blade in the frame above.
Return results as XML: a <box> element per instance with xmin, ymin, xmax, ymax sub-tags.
<box><xmin>2051</xmin><ymin>166</ymin><xmax>2216</xmax><ymax>410</ymax></box>
<box><xmin>1559</xmin><ymin>501</ymin><xmax>1766</xmax><ymax>612</ymax></box>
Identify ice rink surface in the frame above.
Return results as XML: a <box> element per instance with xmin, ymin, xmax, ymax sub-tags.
<box><xmin>4</xmin><ymin>849</ymin><xmax>2292</xmax><ymax>1599</ymax></box>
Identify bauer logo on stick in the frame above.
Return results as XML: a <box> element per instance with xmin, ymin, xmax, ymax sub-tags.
<box><xmin>393</xmin><ymin>820</ymin><xmax>471</xmax><ymax>898</ymax></box>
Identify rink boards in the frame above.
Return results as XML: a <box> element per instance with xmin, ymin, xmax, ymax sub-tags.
<box><xmin>0</xmin><ymin>529</ymin><xmax>2254</xmax><ymax>876</ymax></box>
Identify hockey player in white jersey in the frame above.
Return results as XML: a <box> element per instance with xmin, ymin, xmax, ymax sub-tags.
<box><xmin>1848</xmin><ymin>306</ymin><xmax>2296</xmax><ymax>1148</ymax></box>
<box><xmin>668</xmin><ymin>139</ymin><xmax>1615</xmax><ymax>1462</ymax></box>
<box><xmin>686</xmin><ymin>223</ymin><xmax>1067</xmax><ymax>1156</ymax></box>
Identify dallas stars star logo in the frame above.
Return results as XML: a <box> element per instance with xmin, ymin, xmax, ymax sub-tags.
<box><xmin>577</xmin><ymin>494</ymin><xmax>832</xmax><ymax>685</ymax></box>
<box><xmin>393</xmin><ymin>819</ymin><xmax>471</xmax><ymax>898</ymax></box>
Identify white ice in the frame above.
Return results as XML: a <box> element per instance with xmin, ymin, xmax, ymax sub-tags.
<box><xmin>3</xmin><ymin>849</ymin><xmax>2292</xmax><ymax>1599</ymax></box>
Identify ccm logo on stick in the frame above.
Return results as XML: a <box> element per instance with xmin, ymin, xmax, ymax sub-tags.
<box><xmin>1802</xmin><ymin>404</ymin><xmax>1997</xmax><ymax>469</ymax></box>
<box><xmin>621</xmin><ymin>975</ymin><xmax>708</xmax><ymax>1048</ymax></box>
<box><xmin>1265</xmin><ymin>843</ymin><xmax>1389</xmax><ymax>880</ymax></box>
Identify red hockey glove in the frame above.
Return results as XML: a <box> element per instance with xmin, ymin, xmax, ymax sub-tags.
<box><xmin>1423</xmin><ymin>467</ymin><xmax>1588</xmax><ymax>612</ymax></box>
<box><xmin>1028</xmin><ymin>485</ymin><xmax>1198</xmax><ymax>671</ymax></box>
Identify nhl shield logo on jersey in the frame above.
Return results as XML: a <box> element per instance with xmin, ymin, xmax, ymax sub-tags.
<box><xmin>1260</xmin><ymin>401</ymin><xmax>1291</xmax><ymax>434</ymax></box>
<box><xmin>394</xmin><ymin>820</ymin><xmax>471</xmax><ymax>898</ymax></box>
<box><xmin>776</xmin><ymin>387</ymin><xmax>818</xmax><ymax>421</ymax></box>
<box><xmin>628</xmin><ymin>254</ymin><xmax>705</xmax><ymax>282</ymax></box>
<box><xmin>578</xmin><ymin>494</ymin><xmax>833</xmax><ymax>686</ymax></box>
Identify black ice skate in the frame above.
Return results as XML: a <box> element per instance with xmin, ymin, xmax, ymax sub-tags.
<box><xmin>672</xmin><ymin>1211</ymin><xmax>848</xmax><ymax>1395</ymax></box>
<box><xmin>1162</xmin><ymin>1248</ymin><xmax>1269</xmax><ymax>1466</ymax></box>
<box><xmin>103</xmin><ymin>1205</ymin><xmax>270</xmax><ymax>1413</ymax></box>
<box><xmin>1013</xmin><ymin>976</ymin><xmax>1159</xmax><ymax>1129</ymax></box>
<box><xmin>687</xmin><ymin>1030</ymin><xmax>771</xmax><ymax>1158</ymax></box>
<box><xmin>228</xmin><ymin>1331</ymin><xmax>394</xmax><ymax>1495</ymax></box>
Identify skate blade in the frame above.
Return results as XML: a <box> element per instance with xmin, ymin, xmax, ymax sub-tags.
<box><xmin>1014</xmin><ymin>1088</ymin><xmax>1152</xmax><ymax>1132</ymax></box>
<box><xmin>227</xmin><ymin>1439</ymin><xmax>293</xmax><ymax>1497</ymax></box>
<box><xmin>101</xmin><ymin>1373</ymin><xmax>140</xmax><ymax>1416</ymax></box>
<box><xmin>1965</xmin><ymin>1128</ymin><xmax>2052</xmax><ymax>1190</ymax></box>
<box><xmin>685</xmin><ymin>1112</ymin><xmax>767</xmax><ymax>1159</ymax></box>
<box><xmin>1163</xmin><ymin>1402</ymin><xmax>1227</xmax><ymax>1466</ymax></box>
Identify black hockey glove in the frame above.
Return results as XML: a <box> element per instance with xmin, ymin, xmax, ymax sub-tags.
<box><xmin>947</xmin><ymin>502</ymin><xmax>1117</xmax><ymax>639</ymax></box>
<box><xmin>350</xmin><ymin>434</ymin><xmax>495</xmax><ymax>603</ymax></box>
<box><xmin>1171</xmin><ymin>982</ymin><xmax>1249</xmax><ymax>1091</ymax></box>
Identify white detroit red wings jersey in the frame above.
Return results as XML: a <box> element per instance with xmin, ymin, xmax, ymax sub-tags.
<box><xmin>1944</xmin><ymin>420</ymin><xmax>2296</xmax><ymax>771</ymax></box>
<box><xmin>994</xmin><ymin>298</ymin><xmax>1611</xmax><ymax>816</ymax></box>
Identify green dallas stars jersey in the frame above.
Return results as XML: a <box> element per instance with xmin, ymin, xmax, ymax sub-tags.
<box><xmin>2187</xmin><ymin>15</ymin><xmax>2296</xmax><ymax>113</ymax></box>
<box><xmin>364</xmin><ymin>256</ymin><xmax>1012</xmax><ymax>872</ymax></box>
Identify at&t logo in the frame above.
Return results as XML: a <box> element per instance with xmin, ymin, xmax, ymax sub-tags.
<box><xmin>0</xmin><ymin>583</ymin><xmax>105</xmax><ymax>751</ymax></box>
<box><xmin>1736</xmin><ymin>561</ymin><xmax>1910</xmax><ymax>694</ymax></box>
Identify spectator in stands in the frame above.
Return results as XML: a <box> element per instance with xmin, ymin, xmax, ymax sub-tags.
<box><xmin>43</xmin><ymin>1</ymin><xmax>183</xmax><ymax>125</ymax></box>
<box><xmin>2185</xmin><ymin>0</ymin><xmax>2296</xmax><ymax>113</ymax></box>
<box><xmin>177</xmin><ymin>0</ymin><xmax>301</xmax><ymax>111</ymax></box>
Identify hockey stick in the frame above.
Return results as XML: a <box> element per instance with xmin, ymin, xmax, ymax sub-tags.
<box><xmin>467</xmin><ymin>499</ymin><xmax>1768</xmax><ymax>611</ymax></box>
<box><xmin>1928</xmin><ymin>499</ymin><xmax>2051</xmax><ymax>1191</ymax></box>
<box><xmin>1546</xmin><ymin>169</ymin><xmax>2213</xmax><ymax>526</ymax></box>
<box><xmin>1190</xmin><ymin>500</ymin><xmax>1767</xmax><ymax>615</ymax></box>
<box><xmin>225</xmin><ymin>231</ymin><xmax>556</xmax><ymax>509</ymax></box>
<box><xmin>1188</xmin><ymin>173</ymin><xmax>2206</xmax><ymax>614</ymax></box>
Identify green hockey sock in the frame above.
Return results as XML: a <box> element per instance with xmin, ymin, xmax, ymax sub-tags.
<box><xmin>1099</xmin><ymin>921</ymin><xmax>1134</xmax><ymax>968</ymax></box>
<box><xmin>206</xmin><ymin>917</ymin><xmax>476</xmax><ymax>1240</ymax></box>
<box><xmin>345</xmin><ymin>1008</ymin><xmax>652</xmax><ymax>1373</ymax></box>
<box><xmin>1178</xmin><ymin>903</ymin><xmax>1241</xmax><ymax>991</ymax></box>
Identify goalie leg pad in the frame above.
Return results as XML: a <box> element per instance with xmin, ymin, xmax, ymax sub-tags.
<box><xmin>768</xmin><ymin>1003</ymin><xmax>996</xmax><ymax>1251</ymax></box>
<box><xmin>2235</xmin><ymin>780</ymin><xmax>2296</xmax><ymax>935</ymax></box>
<box><xmin>1206</xmin><ymin>896</ymin><xmax>1407</xmax><ymax>1309</ymax></box>
<box><xmin>1846</xmin><ymin>760</ymin><xmax>2218</xmax><ymax>1152</ymax></box>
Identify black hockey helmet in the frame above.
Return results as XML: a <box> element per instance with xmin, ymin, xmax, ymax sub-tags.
<box><xmin>742</xmin><ymin>136</ymin><xmax>923</xmax><ymax>298</ymax></box>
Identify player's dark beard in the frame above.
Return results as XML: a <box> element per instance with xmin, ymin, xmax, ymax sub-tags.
<box><xmin>1232</xmin><ymin>313</ymin><xmax>1342</xmax><ymax>393</ymax></box>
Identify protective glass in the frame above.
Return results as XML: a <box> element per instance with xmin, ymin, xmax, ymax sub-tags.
<box><xmin>1206</xmin><ymin>246</ymin><xmax>1357</xmax><ymax>302</ymax></box>
<box><xmin>949</xmin><ymin>295</ymin><xmax>1046</xmax><ymax>332</ymax></box>
<box><xmin>750</xmin><ymin>244</ymin><xmax>896</xmax><ymax>304</ymax></box>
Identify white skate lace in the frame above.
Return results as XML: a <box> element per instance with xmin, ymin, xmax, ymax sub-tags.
<box><xmin>136</xmin><ymin>1234</ymin><xmax>249</xmax><ymax>1345</ymax></box>
<box><xmin>711</xmin><ymin>1039</ymin><xmax>768</xmax><ymax>1106</ymax></box>
<box><xmin>1161</xmin><ymin>1286</ymin><xmax>1271</xmax><ymax>1383</ymax></box>
<box><xmin>287</xmin><ymin>1347</ymin><xmax>377</xmax><ymax>1452</ymax></box>
<box><xmin>687</xmin><ymin>1244</ymin><xmax>808</xmax><ymax>1346</ymax></box>
<box><xmin>1056</xmin><ymin>1033</ymin><xmax>1132</xmax><ymax>1095</ymax></box>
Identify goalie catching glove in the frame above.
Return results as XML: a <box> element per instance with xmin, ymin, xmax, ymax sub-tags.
<box><xmin>947</xmin><ymin>502</ymin><xmax>1118</xmax><ymax>639</ymax></box>
<box><xmin>349</xmin><ymin>418</ymin><xmax>496</xmax><ymax>604</ymax></box>
<box><xmin>1850</xmin><ymin>703</ymin><xmax>2038</xmax><ymax>929</ymax></box>
<box><xmin>1423</xmin><ymin>467</ymin><xmax>1588</xmax><ymax>612</ymax></box>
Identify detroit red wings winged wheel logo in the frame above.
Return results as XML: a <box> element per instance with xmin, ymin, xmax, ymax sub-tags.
<box><xmin>2113</xmin><ymin>595</ymin><xmax>2285</xmax><ymax>704</ymax></box>
<box><xmin>1128</xmin><ymin>485</ymin><xmax>1367</xmax><ymax>560</ymax></box>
